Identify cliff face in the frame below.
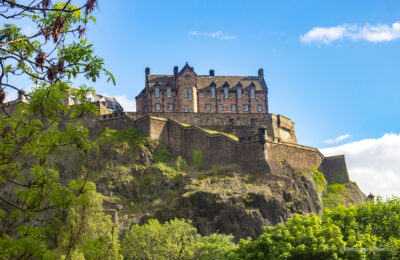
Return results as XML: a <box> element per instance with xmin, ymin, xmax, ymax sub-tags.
<box><xmin>59</xmin><ymin>128</ymin><xmax>367</xmax><ymax>241</ymax></box>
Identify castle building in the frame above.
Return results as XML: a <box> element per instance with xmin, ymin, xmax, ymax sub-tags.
<box><xmin>135</xmin><ymin>63</ymin><xmax>268</xmax><ymax>115</ymax></box>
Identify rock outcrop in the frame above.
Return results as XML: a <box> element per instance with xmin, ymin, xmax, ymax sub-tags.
<box><xmin>65</xmin><ymin>128</ymin><xmax>367</xmax><ymax>241</ymax></box>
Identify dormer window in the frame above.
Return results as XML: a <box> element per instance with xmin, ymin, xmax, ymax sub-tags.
<box><xmin>237</xmin><ymin>88</ymin><xmax>242</xmax><ymax>99</ymax></box>
<box><xmin>250</xmin><ymin>88</ymin><xmax>255</xmax><ymax>99</ymax></box>
<box><xmin>211</xmin><ymin>87</ymin><xmax>216</xmax><ymax>98</ymax></box>
<box><xmin>155</xmin><ymin>88</ymin><xmax>160</xmax><ymax>98</ymax></box>
<box><xmin>224</xmin><ymin>87</ymin><xmax>229</xmax><ymax>99</ymax></box>
<box><xmin>167</xmin><ymin>88</ymin><xmax>171</xmax><ymax>97</ymax></box>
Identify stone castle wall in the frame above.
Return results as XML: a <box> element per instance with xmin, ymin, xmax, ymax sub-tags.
<box><xmin>126</xmin><ymin>112</ymin><xmax>297</xmax><ymax>143</ymax></box>
<box><xmin>87</xmin><ymin>114</ymin><xmax>349</xmax><ymax>183</ymax></box>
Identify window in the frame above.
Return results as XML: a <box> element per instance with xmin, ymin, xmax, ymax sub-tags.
<box><xmin>167</xmin><ymin>88</ymin><xmax>171</xmax><ymax>97</ymax></box>
<box><xmin>155</xmin><ymin>103</ymin><xmax>161</xmax><ymax>110</ymax></box>
<box><xmin>189</xmin><ymin>109</ymin><xmax>193</xmax><ymax>112</ymax></box>
<box><xmin>188</xmin><ymin>88</ymin><xmax>192</xmax><ymax>101</ymax></box>
<box><xmin>237</xmin><ymin>88</ymin><xmax>242</xmax><ymax>99</ymax></box>
<box><xmin>224</xmin><ymin>87</ymin><xmax>229</xmax><ymax>99</ymax></box>
<box><xmin>168</xmin><ymin>103</ymin><xmax>173</xmax><ymax>111</ymax></box>
<box><xmin>257</xmin><ymin>104</ymin><xmax>263</xmax><ymax>112</ymax></box>
<box><xmin>184</xmin><ymin>88</ymin><xmax>188</xmax><ymax>98</ymax></box>
<box><xmin>87</xmin><ymin>97</ymin><xmax>92</xmax><ymax>102</ymax></box>
<box><xmin>185</xmin><ymin>74</ymin><xmax>190</xmax><ymax>80</ymax></box>
<box><xmin>184</xmin><ymin>106</ymin><xmax>188</xmax><ymax>112</ymax></box>
<box><xmin>211</xmin><ymin>87</ymin><xmax>216</xmax><ymax>98</ymax></box>
<box><xmin>231</xmin><ymin>104</ymin><xmax>236</xmax><ymax>111</ymax></box>
<box><xmin>250</xmin><ymin>88</ymin><xmax>255</xmax><ymax>99</ymax></box>
<box><xmin>155</xmin><ymin>88</ymin><xmax>160</xmax><ymax>98</ymax></box>
<box><xmin>244</xmin><ymin>104</ymin><xmax>249</xmax><ymax>112</ymax></box>
<box><xmin>205</xmin><ymin>104</ymin><xmax>211</xmax><ymax>111</ymax></box>
<box><xmin>218</xmin><ymin>104</ymin><xmax>223</xmax><ymax>111</ymax></box>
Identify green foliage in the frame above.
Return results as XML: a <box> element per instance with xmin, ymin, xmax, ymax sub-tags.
<box><xmin>311</xmin><ymin>169</ymin><xmax>327</xmax><ymax>193</ymax></box>
<box><xmin>192</xmin><ymin>149</ymin><xmax>203</xmax><ymax>169</ymax></box>
<box><xmin>232</xmin><ymin>197</ymin><xmax>400</xmax><ymax>259</ymax></box>
<box><xmin>323</xmin><ymin>183</ymin><xmax>349</xmax><ymax>211</ymax></box>
<box><xmin>154</xmin><ymin>146</ymin><xmax>169</xmax><ymax>163</ymax></box>
<box><xmin>198</xmin><ymin>234</ymin><xmax>237</xmax><ymax>260</ymax></box>
<box><xmin>176</xmin><ymin>155</ymin><xmax>189</xmax><ymax>171</ymax></box>
<box><xmin>0</xmin><ymin>1</ymin><xmax>119</xmax><ymax>258</ymax></box>
<box><xmin>121</xmin><ymin>219</ymin><xmax>202</xmax><ymax>260</ymax></box>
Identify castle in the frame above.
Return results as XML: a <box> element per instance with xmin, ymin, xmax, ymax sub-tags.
<box><xmin>89</xmin><ymin>64</ymin><xmax>350</xmax><ymax>185</ymax></box>
<box><xmin>4</xmin><ymin>63</ymin><xmax>350</xmax><ymax>185</ymax></box>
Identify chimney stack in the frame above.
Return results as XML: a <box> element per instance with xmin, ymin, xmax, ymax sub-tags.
<box><xmin>18</xmin><ymin>90</ymin><xmax>27</xmax><ymax>103</ymax></box>
<box><xmin>258</xmin><ymin>68</ymin><xmax>264</xmax><ymax>80</ymax></box>
<box><xmin>174</xmin><ymin>66</ymin><xmax>178</xmax><ymax>78</ymax></box>
<box><xmin>145</xmin><ymin>67</ymin><xmax>150</xmax><ymax>76</ymax></box>
<box><xmin>209</xmin><ymin>69</ymin><xmax>215</xmax><ymax>76</ymax></box>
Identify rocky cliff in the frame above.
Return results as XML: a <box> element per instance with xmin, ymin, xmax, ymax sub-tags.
<box><xmin>58</xmin><ymin>128</ymin><xmax>367</xmax><ymax>241</ymax></box>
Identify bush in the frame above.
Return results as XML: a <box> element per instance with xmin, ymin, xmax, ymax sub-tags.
<box><xmin>121</xmin><ymin>219</ymin><xmax>201</xmax><ymax>259</ymax></box>
<box><xmin>231</xmin><ymin>197</ymin><xmax>400</xmax><ymax>259</ymax></box>
<box><xmin>192</xmin><ymin>149</ymin><xmax>203</xmax><ymax>169</ymax></box>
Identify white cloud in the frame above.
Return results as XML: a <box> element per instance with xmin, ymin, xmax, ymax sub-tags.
<box><xmin>321</xmin><ymin>133</ymin><xmax>400</xmax><ymax>198</ymax></box>
<box><xmin>300</xmin><ymin>22</ymin><xmax>400</xmax><ymax>44</ymax></box>
<box><xmin>114</xmin><ymin>95</ymin><xmax>136</xmax><ymax>111</ymax></box>
<box><xmin>188</xmin><ymin>30</ymin><xmax>236</xmax><ymax>40</ymax></box>
<box><xmin>324</xmin><ymin>134</ymin><xmax>351</xmax><ymax>144</ymax></box>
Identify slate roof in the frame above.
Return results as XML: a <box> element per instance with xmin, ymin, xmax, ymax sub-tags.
<box><xmin>147</xmin><ymin>75</ymin><xmax>264</xmax><ymax>91</ymax></box>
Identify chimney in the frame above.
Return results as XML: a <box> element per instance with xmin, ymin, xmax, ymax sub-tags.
<box><xmin>258</xmin><ymin>68</ymin><xmax>264</xmax><ymax>80</ymax></box>
<box><xmin>174</xmin><ymin>66</ymin><xmax>178</xmax><ymax>78</ymax></box>
<box><xmin>145</xmin><ymin>67</ymin><xmax>150</xmax><ymax>76</ymax></box>
<box><xmin>18</xmin><ymin>90</ymin><xmax>27</xmax><ymax>103</ymax></box>
<box><xmin>209</xmin><ymin>69</ymin><xmax>215</xmax><ymax>76</ymax></box>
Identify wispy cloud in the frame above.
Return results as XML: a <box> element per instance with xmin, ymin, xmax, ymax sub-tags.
<box><xmin>300</xmin><ymin>22</ymin><xmax>400</xmax><ymax>44</ymax></box>
<box><xmin>188</xmin><ymin>30</ymin><xmax>236</xmax><ymax>40</ymax></box>
<box><xmin>321</xmin><ymin>133</ymin><xmax>400</xmax><ymax>198</ymax></box>
<box><xmin>114</xmin><ymin>95</ymin><xmax>136</xmax><ymax>112</ymax></box>
<box><xmin>324</xmin><ymin>134</ymin><xmax>351</xmax><ymax>144</ymax></box>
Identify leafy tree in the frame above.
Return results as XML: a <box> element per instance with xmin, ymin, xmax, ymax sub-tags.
<box><xmin>198</xmin><ymin>234</ymin><xmax>237</xmax><ymax>260</ymax></box>
<box><xmin>121</xmin><ymin>218</ymin><xmax>202</xmax><ymax>260</ymax></box>
<box><xmin>0</xmin><ymin>1</ymin><xmax>118</xmax><ymax>258</ymax></box>
<box><xmin>231</xmin><ymin>197</ymin><xmax>400</xmax><ymax>260</ymax></box>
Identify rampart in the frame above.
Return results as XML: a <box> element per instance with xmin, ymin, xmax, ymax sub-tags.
<box><xmin>86</xmin><ymin>114</ymin><xmax>349</xmax><ymax>183</ymax></box>
<box><xmin>126</xmin><ymin>112</ymin><xmax>297</xmax><ymax>144</ymax></box>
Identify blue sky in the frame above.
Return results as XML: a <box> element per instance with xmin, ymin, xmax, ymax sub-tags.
<box><xmin>7</xmin><ymin>1</ymin><xmax>400</xmax><ymax>197</ymax></box>
<box><xmin>80</xmin><ymin>0</ymin><xmax>400</xmax><ymax>150</ymax></box>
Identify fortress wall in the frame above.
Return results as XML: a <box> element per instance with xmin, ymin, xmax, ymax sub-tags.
<box><xmin>166</xmin><ymin>120</ymin><xmax>239</xmax><ymax>167</ymax></box>
<box><xmin>265</xmin><ymin>142</ymin><xmax>324</xmax><ymax>172</ymax></box>
<box><xmin>126</xmin><ymin>112</ymin><xmax>275</xmax><ymax>139</ymax></box>
<box><xmin>318</xmin><ymin>155</ymin><xmax>350</xmax><ymax>184</ymax></box>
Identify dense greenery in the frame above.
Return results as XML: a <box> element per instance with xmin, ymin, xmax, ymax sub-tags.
<box><xmin>232</xmin><ymin>197</ymin><xmax>400</xmax><ymax>259</ymax></box>
<box><xmin>0</xmin><ymin>1</ymin><xmax>119</xmax><ymax>258</ymax></box>
<box><xmin>121</xmin><ymin>218</ymin><xmax>237</xmax><ymax>260</ymax></box>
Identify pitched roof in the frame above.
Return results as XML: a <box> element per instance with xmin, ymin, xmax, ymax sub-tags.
<box><xmin>147</xmin><ymin>75</ymin><xmax>174</xmax><ymax>88</ymax></box>
<box><xmin>146</xmin><ymin>74</ymin><xmax>265</xmax><ymax>91</ymax></box>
